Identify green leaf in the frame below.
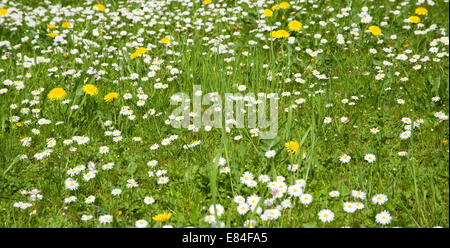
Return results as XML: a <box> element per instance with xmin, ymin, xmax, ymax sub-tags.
<box><xmin>3</xmin><ymin>157</ymin><xmax>19</xmax><ymax>175</ymax></box>
<box><xmin>261</xmin><ymin>135</ymin><xmax>281</xmax><ymax>150</ymax></box>
<box><xmin>75</xmin><ymin>84</ymin><xmax>84</xmax><ymax>96</ymax></box>
<box><xmin>302</xmin><ymin>222</ymin><xmax>317</xmax><ymax>228</ymax></box>
<box><xmin>127</xmin><ymin>161</ymin><xmax>137</xmax><ymax>176</ymax></box>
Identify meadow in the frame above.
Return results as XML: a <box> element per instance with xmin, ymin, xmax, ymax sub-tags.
<box><xmin>0</xmin><ymin>0</ymin><xmax>448</xmax><ymax>228</ymax></box>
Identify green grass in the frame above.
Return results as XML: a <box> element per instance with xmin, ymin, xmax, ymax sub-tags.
<box><xmin>0</xmin><ymin>0</ymin><xmax>448</xmax><ymax>228</ymax></box>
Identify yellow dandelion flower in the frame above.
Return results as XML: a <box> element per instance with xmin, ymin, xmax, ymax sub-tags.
<box><xmin>279</xmin><ymin>2</ymin><xmax>290</xmax><ymax>9</ymax></box>
<box><xmin>409</xmin><ymin>16</ymin><xmax>421</xmax><ymax>24</ymax></box>
<box><xmin>61</xmin><ymin>21</ymin><xmax>72</xmax><ymax>28</ymax></box>
<box><xmin>204</xmin><ymin>0</ymin><xmax>212</xmax><ymax>4</ymax></box>
<box><xmin>285</xmin><ymin>141</ymin><xmax>300</xmax><ymax>154</ymax></box>
<box><xmin>48</xmin><ymin>88</ymin><xmax>67</xmax><ymax>101</ymax></box>
<box><xmin>0</xmin><ymin>8</ymin><xmax>7</xmax><ymax>16</ymax></box>
<box><xmin>47</xmin><ymin>24</ymin><xmax>56</xmax><ymax>29</ymax></box>
<box><xmin>48</xmin><ymin>33</ymin><xmax>58</xmax><ymax>38</ymax></box>
<box><xmin>82</xmin><ymin>84</ymin><xmax>98</xmax><ymax>96</ymax></box>
<box><xmin>278</xmin><ymin>29</ymin><xmax>289</xmax><ymax>38</ymax></box>
<box><xmin>264</xmin><ymin>9</ymin><xmax>273</xmax><ymax>17</ymax></box>
<box><xmin>152</xmin><ymin>212</ymin><xmax>172</xmax><ymax>222</ymax></box>
<box><xmin>93</xmin><ymin>4</ymin><xmax>105</xmax><ymax>11</ymax></box>
<box><xmin>272</xmin><ymin>30</ymin><xmax>289</xmax><ymax>38</ymax></box>
<box><xmin>130</xmin><ymin>52</ymin><xmax>139</xmax><ymax>59</ymax></box>
<box><xmin>131</xmin><ymin>47</ymin><xmax>147</xmax><ymax>59</ymax></box>
<box><xmin>135</xmin><ymin>47</ymin><xmax>147</xmax><ymax>54</ymax></box>
<box><xmin>368</xmin><ymin>25</ymin><xmax>381</xmax><ymax>36</ymax></box>
<box><xmin>288</xmin><ymin>20</ymin><xmax>302</xmax><ymax>32</ymax></box>
<box><xmin>415</xmin><ymin>7</ymin><xmax>428</xmax><ymax>15</ymax></box>
<box><xmin>160</xmin><ymin>37</ymin><xmax>170</xmax><ymax>44</ymax></box>
<box><xmin>104</xmin><ymin>92</ymin><xmax>119</xmax><ymax>102</ymax></box>
<box><xmin>272</xmin><ymin>5</ymin><xmax>280</xmax><ymax>11</ymax></box>
<box><xmin>271</xmin><ymin>30</ymin><xmax>282</xmax><ymax>39</ymax></box>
